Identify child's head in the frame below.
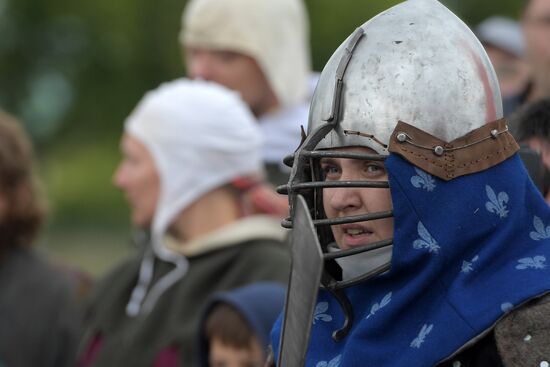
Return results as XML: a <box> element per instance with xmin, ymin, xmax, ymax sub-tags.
<box><xmin>205</xmin><ymin>303</ymin><xmax>265</xmax><ymax>367</ymax></box>
<box><xmin>198</xmin><ymin>282</ymin><xmax>286</xmax><ymax>367</ymax></box>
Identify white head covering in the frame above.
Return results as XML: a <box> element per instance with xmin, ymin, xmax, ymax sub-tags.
<box><xmin>124</xmin><ymin>78</ymin><xmax>263</xmax><ymax>316</ymax></box>
<box><xmin>180</xmin><ymin>0</ymin><xmax>311</xmax><ymax>108</ymax></box>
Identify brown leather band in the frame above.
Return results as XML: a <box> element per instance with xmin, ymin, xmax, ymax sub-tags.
<box><xmin>388</xmin><ymin>119</ymin><xmax>519</xmax><ymax>181</ymax></box>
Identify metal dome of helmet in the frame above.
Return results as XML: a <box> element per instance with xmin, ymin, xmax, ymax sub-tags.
<box><xmin>280</xmin><ymin>0</ymin><xmax>504</xmax><ymax>341</ymax></box>
<box><xmin>309</xmin><ymin>0</ymin><xmax>502</xmax><ymax>155</ymax></box>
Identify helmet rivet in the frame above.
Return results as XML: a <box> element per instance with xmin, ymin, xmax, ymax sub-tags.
<box><xmin>434</xmin><ymin>146</ymin><xmax>445</xmax><ymax>156</ymax></box>
<box><xmin>490</xmin><ymin>129</ymin><xmax>498</xmax><ymax>138</ymax></box>
<box><xmin>396</xmin><ymin>132</ymin><xmax>407</xmax><ymax>143</ymax></box>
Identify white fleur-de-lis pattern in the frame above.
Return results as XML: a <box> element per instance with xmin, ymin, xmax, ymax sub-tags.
<box><xmin>313</xmin><ymin>302</ymin><xmax>333</xmax><ymax>324</ymax></box>
<box><xmin>411</xmin><ymin>168</ymin><xmax>436</xmax><ymax>192</ymax></box>
<box><xmin>485</xmin><ymin>185</ymin><xmax>509</xmax><ymax>218</ymax></box>
<box><xmin>410</xmin><ymin>324</ymin><xmax>433</xmax><ymax>349</ymax></box>
<box><xmin>296</xmin><ymin>158</ymin><xmax>550</xmax><ymax>366</ymax></box>
<box><xmin>366</xmin><ymin>292</ymin><xmax>392</xmax><ymax>319</ymax></box>
<box><xmin>516</xmin><ymin>256</ymin><xmax>546</xmax><ymax>270</ymax></box>
<box><xmin>530</xmin><ymin>216</ymin><xmax>550</xmax><ymax>241</ymax></box>
<box><xmin>413</xmin><ymin>222</ymin><xmax>440</xmax><ymax>254</ymax></box>
<box><xmin>461</xmin><ymin>255</ymin><xmax>479</xmax><ymax>273</ymax></box>
<box><xmin>315</xmin><ymin>354</ymin><xmax>342</xmax><ymax>367</ymax></box>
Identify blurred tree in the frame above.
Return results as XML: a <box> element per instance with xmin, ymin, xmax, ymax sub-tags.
<box><xmin>443</xmin><ymin>0</ymin><xmax>523</xmax><ymax>25</ymax></box>
<box><xmin>304</xmin><ymin>0</ymin><xmax>524</xmax><ymax>72</ymax></box>
<box><xmin>0</xmin><ymin>0</ymin><xmax>185</xmax><ymax>145</ymax></box>
<box><xmin>306</xmin><ymin>0</ymin><xmax>401</xmax><ymax>71</ymax></box>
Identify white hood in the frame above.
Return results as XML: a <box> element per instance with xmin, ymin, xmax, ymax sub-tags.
<box><xmin>180</xmin><ymin>0</ymin><xmax>311</xmax><ymax>108</ymax></box>
<box><xmin>124</xmin><ymin>78</ymin><xmax>263</xmax><ymax>316</ymax></box>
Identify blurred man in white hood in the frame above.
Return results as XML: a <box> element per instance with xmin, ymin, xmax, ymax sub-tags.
<box><xmin>180</xmin><ymin>0</ymin><xmax>317</xmax><ymax>187</ymax></box>
<box><xmin>77</xmin><ymin>79</ymin><xmax>290</xmax><ymax>367</ymax></box>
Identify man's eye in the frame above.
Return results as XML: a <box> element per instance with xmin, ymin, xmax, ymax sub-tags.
<box><xmin>321</xmin><ymin>164</ymin><xmax>340</xmax><ymax>179</ymax></box>
<box><xmin>216</xmin><ymin>51</ymin><xmax>239</xmax><ymax>62</ymax></box>
<box><xmin>365</xmin><ymin>163</ymin><xmax>385</xmax><ymax>174</ymax></box>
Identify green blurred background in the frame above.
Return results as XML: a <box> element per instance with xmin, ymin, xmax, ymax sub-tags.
<box><xmin>0</xmin><ymin>0</ymin><xmax>523</xmax><ymax>277</ymax></box>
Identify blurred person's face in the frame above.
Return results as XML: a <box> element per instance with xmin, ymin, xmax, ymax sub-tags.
<box><xmin>113</xmin><ymin>134</ymin><xmax>160</xmax><ymax>228</ymax></box>
<box><xmin>209</xmin><ymin>336</ymin><xmax>264</xmax><ymax>367</ymax></box>
<box><xmin>185</xmin><ymin>47</ymin><xmax>278</xmax><ymax>117</ymax></box>
<box><xmin>522</xmin><ymin>0</ymin><xmax>550</xmax><ymax>96</ymax></box>
<box><xmin>484</xmin><ymin>44</ymin><xmax>531</xmax><ymax>98</ymax></box>
<box><xmin>321</xmin><ymin>147</ymin><xmax>394</xmax><ymax>251</ymax></box>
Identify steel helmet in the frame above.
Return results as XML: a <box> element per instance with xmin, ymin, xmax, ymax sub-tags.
<box><xmin>280</xmin><ymin>0</ymin><xmax>503</xmax><ymax>339</ymax></box>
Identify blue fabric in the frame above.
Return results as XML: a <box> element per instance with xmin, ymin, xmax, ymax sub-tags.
<box><xmin>272</xmin><ymin>153</ymin><xmax>550</xmax><ymax>366</ymax></box>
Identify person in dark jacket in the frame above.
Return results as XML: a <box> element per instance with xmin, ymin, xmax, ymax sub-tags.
<box><xmin>0</xmin><ymin>109</ymin><xmax>82</xmax><ymax>367</ymax></box>
<box><xmin>197</xmin><ymin>282</ymin><xmax>285</xmax><ymax>367</ymax></box>
<box><xmin>77</xmin><ymin>79</ymin><xmax>290</xmax><ymax>367</ymax></box>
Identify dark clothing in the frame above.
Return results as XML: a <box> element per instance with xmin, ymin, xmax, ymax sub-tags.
<box><xmin>438</xmin><ymin>332</ymin><xmax>504</xmax><ymax>367</ymax></box>
<box><xmin>78</xmin><ymin>231</ymin><xmax>290</xmax><ymax>367</ymax></box>
<box><xmin>438</xmin><ymin>293</ymin><xmax>550</xmax><ymax>366</ymax></box>
<box><xmin>503</xmin><ymin>82</ymin><xmax>531</xmax><ymax>122</ymax></box>
<box><xmin>0</xmin><ymin>247</ymin><xmax>81</xmax><ymax>367</ymax></box>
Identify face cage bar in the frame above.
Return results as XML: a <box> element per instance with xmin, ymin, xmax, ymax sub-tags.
<box><xmin>277</xmin><ymin>151</ymin><xmax>393</xmax><ymax>229</ymax></box>
<box><xmin>278</xmin><ymin>150</ymin><xmax>393</xmax><ymax>228</ymax></box>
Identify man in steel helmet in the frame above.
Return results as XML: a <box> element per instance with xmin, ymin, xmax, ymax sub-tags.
<box><xmin>271</xmin><ymin>0</ymin><xmax>550</xmax><ymax>366</ymax></box>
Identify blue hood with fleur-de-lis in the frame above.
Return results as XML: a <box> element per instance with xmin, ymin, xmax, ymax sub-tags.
<box><xmin>271</xmin><ymin>152</ymin><xmax>550</xmax><ymax>366</ymax></box>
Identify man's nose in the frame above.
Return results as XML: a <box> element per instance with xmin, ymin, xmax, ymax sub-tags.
<box><xmin>112</xmin><ymin>164</ymin><xmax>126</xmax><ymax>189</ymax></box>
<box><xmin>188</xmin><ymin>53</ymin><xmax>214</xmax><ymax>80</ymax></box>
<box><xmin>328</xmin><ymin>186</ymin><xmax>362</xmax><ymax>213</ymax></box>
